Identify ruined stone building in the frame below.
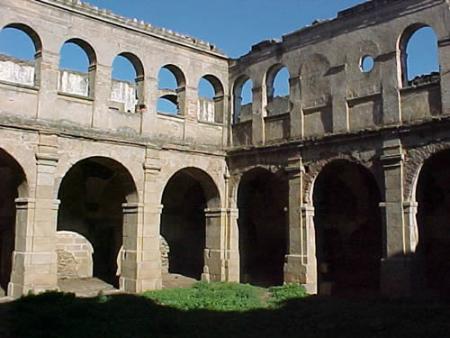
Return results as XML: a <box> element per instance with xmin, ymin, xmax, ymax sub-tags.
<box><xmin>0</xmin><ymin>0</ymin><xmax>449</xmax><ymax>298</ymax></box>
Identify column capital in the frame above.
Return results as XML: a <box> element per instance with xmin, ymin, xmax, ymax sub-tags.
<box><xmin>300</xmin><ymin>204</ymin><xmax>315</xmax><ymax>213</ymax></box>
<box><xmin>144</xmin><ymin>148</ymin><xmax>161</xmax><ymax>172</ymax></box>
<box><xmin>285</xmin><ymin>156</ymin><xmax>304</xmax><ymax>177</ymax></box>
<box><xmin>122</xmin><ymin>202</ymin><xmax>144</xmax><ymax>214</ymax></box>
<box><xmin>204</xmin><ymin>208</ymin><xmax>227</xmax><ymax>217</ymax></box>
<box><xmin>380</xmin><ymin>138</ymin><xmax>404</xmax><ymax>167</ymax></box>
<box><xmin>14</xmin><ymin>197</ymin><xmax>36</xmax><ymax>209</ymax></box>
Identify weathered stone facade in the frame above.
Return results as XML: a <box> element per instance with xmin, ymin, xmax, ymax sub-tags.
<box><xmin>1</xmin><ymin>0</ymin><xmax>450</xmax><ymax>298</ymax></box>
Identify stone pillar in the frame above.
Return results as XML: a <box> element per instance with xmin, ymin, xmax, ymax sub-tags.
<box><xmin>289</xmin><ymin>76</ymin><xmax>303</xmax><ymax>139</ymax></box>
<box><xmin>330</xmin><ymin>64</ymin><xmax>349</xmax><ymax>134</ymax></box>
<box><xmin>37</xmin><ymin>50</ymin><xmax>59</xmax><ymax>120</ymax></box>
<box><xmin>203</xmin><ymin>208</ymin><xmax>227</xmax><ymax>282</ymax></box>
<box><xmin>120</xmin><ymin>202</ymin><xmax>142</xmax><ymax>293</ymax></box>
<box><xmin>379</xmin><ymin>51</ymin><xmax>401</xmax><ymax>125</ymax></box>
<box><xmin>223</xmin><ymin>171</ymin><xmax>239</xmax><ymax>282</ymax></box>
<box><xmin>141</xmin><ymin>76</ymin><xmax>158</xmax><ymax>136</ymax></box>
<box><xmin>9</xmin><ymin>134</ymin><xmax>60</xmax><ymax>297</ymax></box>
<box><xmin>379</xmin><ymin>138</ymin><xmax>411</xmax><ymax>296</ymax></box>
<box><xmin>284</xmin><ymin>156</ymin><xmax>317</xmax><ymax>294</ymax></box>
<box><xmin>251</xmin><ymin>86</ymin><xmax>265</xmax><ymax>145</ymax></box>
<box><xmin>184</xmin><ymin>85</ymin><xmax>200</xmax><ymax>143</ymax></box>
<box><xmin>129</xmin><ymin>148</ymin><xmax>164</xmax><ymax>292</ymax></box>
<box><xmin>438</xmin><ymin>38</ymin><xmax>450</xmax><ymax>115</ymax></box>
<box><xmin>8</xmin><ymin>198</ymin><xmax>35</xmax><ymax>297</ymax></box>
<box><xmin>224</xmin><ymin>208</ymin><xmax>239</xmax><ymax>282</ymax></box>
<box><xmin>220</xmin><ymin>94</ymin><xmax>230</xmax><ymax>146</ymax></box>
<box><xmin>92</xmin><ymin>64</ymin><xmax>112</xmax><ymax>129</ymax></box>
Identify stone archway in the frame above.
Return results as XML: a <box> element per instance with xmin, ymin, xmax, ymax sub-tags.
<box><xmin>0</xmin><ymin>149</ymin><xmax>27</xmax><ymax>297</ymax></box>
<box><xmin>312</xmin><ymin>160</ymin><xmax>382</xmax><ymax>296</ymax></box>
<box><xmin>57</xmin><ymin>157</ymin><xmax>138</xmax><ymax>290</ymax></box>
<box><xmin>415</xmin><ymin>149</ymin><xmax>450</xmax><ymax>296</ymax></box>
<box><xmin>160</xmin><ymin>167</ymin><xmax>220</xmax><ymax>282</ymax></box>
<box><xmin>237</xmin><ymin>168</ymin><xmax>288</xmax><ymax>287</ymax></box>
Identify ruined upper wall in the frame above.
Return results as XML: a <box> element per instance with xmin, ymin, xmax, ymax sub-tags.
<box><xmin>0</xmin><ymin>0</ymin><xmax>230</xmax><ymax>150</ymax></box>
<box><xmin>230</xmin><ymin>0</ymin><xmax>450</xmax><ymax>148</ymax></box>
<box><xmin>37</xmin><ymin>0</ymin><xmax>225</xmax><ymax>56</ymax></box>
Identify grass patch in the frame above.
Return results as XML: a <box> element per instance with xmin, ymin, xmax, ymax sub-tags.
<box><xmin>268</xmin><ymin>283</ymin><xmax>308</xmax><ymax>307</ymax></box>
<box><xmin>143</xmin><ymin>282</ymin><xmax>266</xmax><ymax>311</ymax></box>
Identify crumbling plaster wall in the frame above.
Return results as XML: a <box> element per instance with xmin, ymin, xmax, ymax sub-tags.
<box><xmin>230</xmin><ymin>0</ymin><xmax>450</xmax><ymax>147</ymax></box>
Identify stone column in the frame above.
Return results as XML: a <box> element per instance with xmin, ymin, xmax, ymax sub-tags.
<box><xmin>9</xmin><ymin>134</ymin><xmax>60</xmax><ymax>297</ymax></box>
<box><xmin>284</xmin><ymin>156</ymin><xmax>317</xmax><ymax>294</ymax></box>
<box><xmin>438</xmin><ymin>38</ymin><xmax>450</xmax><ymax>115</ymax></box>
<box><xmin>120</xmin><ymin>202</ymin><xmax>142</xmax><ymax>293</ymax></box>
<box><xmin>223</xmin><ymin>171</ymin><xmax>239</xmax><ymax>282</ymax></box>
<box><xmin>92</xmin><ymin>64</ymin><xmax>112</xmax><ymax>129</ymax></box>
<box><xmin>37</xmin><ymin>50</ymin><xmax>59</xmax><ymax>120</ymax></box>
<box><xmin>203</xmin><ymin>208</ymin><xmax>227</xmax><ymax>282</ymax></box>
<box><xmin>184</xmin><ymin>85</ymin><xmax>200</xmax><ymax>143</ymax></box>
<box><xmin>289</xmin><ymin>76</ymin><xmax>303</xmax><ymax>139</ymax></box>
<box><xmin>379</xmin><ymin>51</ymin><xmax>401</xmax><ymax>125</ymax></box>
<box><xmin>379</xmin><ymin>138</ymin><xmax>411</xmax><ymax>296</ymax></box>
<box><xmin>251</xmin><ymin>86</ymin><xmax>265</xmax><ymax>145</ymax></box>
<box><xmin>126</xmin><ymin>148</ymin><xmax>164</xmax><ymax>292</ymax></box>
<box><xmin>8</xmin><ymin>198</ymin><xmax>35</xmax><ymax>297</ymax></box>
<box><xmin>140</xmin><ymin>76</ymin><xmax>158</xmax><ymax>136</ymax></box>
<box><xmin>329</xmin><ymin>64</ymin><xmax>349</xmax><ymax>134</ymax></box>
<box><xmin>220</xmin><ymin>94</ymin><xmax>230</xmax><ymax>146</ymax></box>
<box><xmin>224</xmin><ymin>208</ymin><xmax>239</xmax><ymax>282</ymax></box>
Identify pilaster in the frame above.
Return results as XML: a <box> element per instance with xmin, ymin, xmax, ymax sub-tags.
<box><xmin>203</xmin><ymin>208</ymin><xmax>227</xmax><ymax>282</ymax></box>
<box><xmin>251</xmin><ymin>86</ymin><xmax>265</xmax><ymax>145</ymax></box>
<box><xmin>9</xmin><ymin>133</ymin><xmax>60</xmax><ymax>297</ymax></box>
<box><xmin>284</xmin><ymin>156</ymin><xmax>317</xmax><ymax>294</ymax></box>
<box><xmin>379</xmin><ymin>138</ymin><xmax>411</xmax><ymax>296</ymax></box>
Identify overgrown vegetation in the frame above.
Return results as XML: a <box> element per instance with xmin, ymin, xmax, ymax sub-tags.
<box><xmin>143</xmin><ymin>282</ymin><xmax>268</xmax><ymax>311</ymax></box>
<box><xmin>3</xmin><ymin>283</ymin><xmax>450</xmax><ymax>338</ymax></box>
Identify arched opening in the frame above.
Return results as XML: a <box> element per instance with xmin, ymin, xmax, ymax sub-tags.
<box><xmin>313</xmin><ymin>160</ymin><xmax>382</xmax><ymax>296</ymax></box>
<box><xmin>399</xmin><ymin>25</ymin><xmax>439</xmax><ymax>87</ymax></box>
<box><xmin>110</xmin><ymin>53</ymin><xmax>145</xmax><ymax>113</ymax></box>
<box><xmin>198</xmin><ymin>75</ymin><xmax>224</xmax><ymax>124</ymax></box>
<box><xmin>237</xmin><ymin>168</ymin><xmax>288</xmax><ymax>286</ymax></box>
<box><xmin>233</xmin><ymin>76</ymin><xmax>253</xmax><ymax>124</ymax></box>
<box><xmin>0</xmin><ymin>149</ymin><xmax>27</xmax><ymax>297</ymax></box>
<box><xmin>160</xmin><ymin>168</ymin><xmax>219</xmax><ymax>283</ymax></box>
<box><xmin>59</xmin><ymin>39</ymin><xmax>96</xmax><ymax>97</ymax></box>
<box><xmin>416</xmin><ymin>149</ymin><xmax>450</xmax><ymax>296</ymax></box>
<box><xmin>57</xmin><ymin>157</ymin><xmax>137</xmax><ymax>290</ymax></box>
<box><xmin>157</xmin><ymin>65</ymin><xmax>186</xmax><ymax>116</ymax></box>
<box><xmin>266</xmin><ymin>65</ymin><xmax>290</xmax><ymax>116</ymax></box>
<box><xmin>0</xmin><ymin>24</ymin><xmax>42</xmax><ymax>86</ymax></box>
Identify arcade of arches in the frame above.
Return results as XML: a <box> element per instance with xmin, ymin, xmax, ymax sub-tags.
<box><xmin>3</xmin><ymin>147</ymin><xmax>450</xmax><ymax>297</ymax></box>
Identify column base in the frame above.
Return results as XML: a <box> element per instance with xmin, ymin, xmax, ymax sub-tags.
<box><xmin>284</xmin><ymin>254</ymin><xmax>317</xmax><ymax>294</ymax></box>
<box><xmin>204</xmin><ymin>249</ymin><xmax>225</xmax><ymax>282</ymax></box>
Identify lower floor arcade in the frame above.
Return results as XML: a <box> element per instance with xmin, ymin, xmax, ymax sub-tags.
<box><xmin>2</xmin><ymin>133</ymin><xmax>450</xmax><ymax>298</ymax></box>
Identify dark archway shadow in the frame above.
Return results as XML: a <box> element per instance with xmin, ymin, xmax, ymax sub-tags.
<box><xmin>237</xmin><ymin>168</ymin><xmax>288</xmax><ymax>287</ymax></box>
<box><xmin>160</xmin><ymin>167</ymin><xmax>221</xmax><ymax>281</ymax></box>
<box><xmin>313</xmin><ymin>160</ymin><xmax>382</xmax><ymax>297</ymax></box>
<box><xmin>57</xmin><ymin>157</ymin><xmax>138</xmax><ymax>289</ymax></box>
<box><xmin>415</xmin><ymin>149</ymin><xmax>450</xmax><ymax>297</ymax></box>
<box><xmin>2</xmin><ymin>273</ymin><xmax>450</xmax><ymax>338</ymax></box>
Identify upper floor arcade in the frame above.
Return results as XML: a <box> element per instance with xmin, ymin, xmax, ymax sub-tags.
<box><xmin>230</xmin><ymin>0</ymin><xmax>450</xmax><ymax>148</ymax></box>
<box><xmin>0</xmin><ymin>0</ymin><xmax>229</xmax><ymax>149</ymax></box>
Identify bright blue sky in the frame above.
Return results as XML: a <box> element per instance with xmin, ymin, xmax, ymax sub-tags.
<box><xmin>0</xmin><ymin>0</ymin><xmax>440</xmax><ymax>108</ymax></box>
